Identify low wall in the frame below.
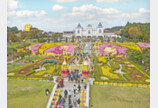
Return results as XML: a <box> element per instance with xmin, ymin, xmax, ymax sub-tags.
<box><xmin>46</xmin><ymin>83</ymin><xmax>57</xmax><ymax>108</ymax></box>
<box><xmin>86</xmin><ymin>82</ymin><xmax>90</xmax><ymax>108</ymax></box>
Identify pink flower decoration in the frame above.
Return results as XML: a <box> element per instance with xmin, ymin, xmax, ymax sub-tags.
<box><xmin>30</xmin><ymin>44</ymin><xmax>43</xmax><ymax>54</ymax></box>
<box><xmin>137</xmin><ymin>43</ymin><xmax>150</xmax><ymax>50</ymax></box>
<box><xmin>99</xmin><ymin>44</ymin><xmax>127</xmax><ymax>56</ymax></box>
<box><xmin>44</xmin><ymin>44</ymin><xmax>76</xmax><ymax>54</ymax></box>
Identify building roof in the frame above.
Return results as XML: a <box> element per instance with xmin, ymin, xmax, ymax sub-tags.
<box><xmin>77</xmin><ymin>23</ymin><xmax>82</xmax><ymax>28</ymax></box>
<box><xmin>98</xmin><ymin>22</ymin><xmax>103</xmax><ymax>28</ymax></box>
<box><xmin>87</xmin><ymin>24</ymin><xmax>92</xmax><ymax>27</ymax></box>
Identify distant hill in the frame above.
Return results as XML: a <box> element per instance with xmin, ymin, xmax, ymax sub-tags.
<box><xmin>106</xmin><ymin>26</ymin><xmax>123</xmax><ymax>32</ymax></box>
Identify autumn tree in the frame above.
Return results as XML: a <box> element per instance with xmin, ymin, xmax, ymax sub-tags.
<box><xmin>128</xmin><ymin>27</ymin><xmax>142</xmax><ymax>39</ymax></box>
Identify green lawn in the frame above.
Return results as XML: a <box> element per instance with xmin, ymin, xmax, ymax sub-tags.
<box><xmin>15</xmin><ymin>55</ymin><xmax>47</xmax><ymax>62</ymax></box>
<box><xmin>90</xmin><ymin>85</ymin><xmax>150</xmax><ymax>108</ymax></box>
<box><xmin>7</xmin><ymin>41</ymin><xmax>40</xmax><ymax>49</ymax></box>
<box><xmin>8</xmin><ymin>80</ymin><xmax>54</xmax><ymax>108</ymax></box>
<box><xmin>7</xmin><ymin>64</ymin><xmax>30</xmax><ymax>72</ymax></box>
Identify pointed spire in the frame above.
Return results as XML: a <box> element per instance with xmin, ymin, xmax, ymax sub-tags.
<box><xmin>62</xmin><ymin>59</ymin><xmax>67</xmax><ymax>65</ymax></box>
<box><xmin>77</xmin><ymin>23</ymin><xmax>82</xmax><ymax>28</ymax></box>
<box><xmin>83</xmin><ymin>58</ymin><xmax>88</xmax><ymax>65</ymax></box>
<box><xmin>98</xmin><ymin>22</ymin><xmax>103</xmax><ymax>28</ymax></box>
<box><xmin>62</xmin><ymin>57</ymin><xmax>67</xmax><ymax>65</ymax></box>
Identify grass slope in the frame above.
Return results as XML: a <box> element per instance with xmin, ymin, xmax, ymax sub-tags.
<box><xmin>8</xmin><ymin>80</ymin><xmax>54</xmax><ymax>108</ymax></box>
<box><xmin>7</xmin><ymin>64</ymin><xmax>30</xmax><ymax>72</ymax></box>
<box><xmin>90</xmin><ymin>85</ymin><xmax>150</xmax><ymax>108</ymax></box>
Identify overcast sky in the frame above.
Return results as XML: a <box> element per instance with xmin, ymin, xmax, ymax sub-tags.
<box><xmin>7</xmin><ymin>0</ymin><xmax>150</xmax><ymax>32</ymax></box>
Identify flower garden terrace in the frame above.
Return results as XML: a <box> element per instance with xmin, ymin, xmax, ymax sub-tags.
<box><xmin>7</xmin><ymin>41</ymin><xmax>150</xmax><ymax>87</ymax></box>
<box><xmin>90</xmin><ymin>41</ymin><xmax>150</xmax><ymax>87</ymax></box>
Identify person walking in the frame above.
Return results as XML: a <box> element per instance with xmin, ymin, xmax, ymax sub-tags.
<box><xmin>71</xmin><ymin>74</ymin><xmax>74</xmax><ymax>82</ymax></box>
<box><xmin>77</xmin><ymin>98</ymin><xmax>80</xmax><ymax>107</ymax></box>
<box><xmin>60</xmin><ymin>79</ymin><xmax>64</xmax><ymax>88</ymax></box>
<box><xmin>77</xmin><ymin>77</ymin><xmax>80</xmax><ymax>84</ymax></box>
<box><xmin>78</xmin><ymin>84</ymin><xmax>81</xmax><ymax>92</ymax></box>
<box><xmin>68</xmin><ymin>90</ymin><xmax>71</xmax><ymax>99</ymax></box>
<box><xmin>73</xmin><ymin>85</ymin><xmax>76</xmax><ymax>94</ymax></box>
<box><xmin>58</xmin><ymin>94</ymin><xmax>62</xmax><ymax>104</ymax></box>
<box><xmin>75</xmin><ymin>75</ymin><xmax>77</xmax><ymax>83</ymax></box>
<box><xmin>61</xmin><ymin>97</ymin><xmax>66</xmax><ymax>108</ymax></box>
<box><xmin>69</xmin><ymin>103</ymin><xmax>72</xmax><ymax>108</ymax></box>
<box><xmin>45</xmin><ymin>89</ymin><xmax>50</xmax><ymax>96</ymax></box>
<box><xmin>48</xmin><ymin>75</ymin><xmax>51</xmax><ymax>81</ymax></box>
<box><xmin>68</xmin><ymin>98</ymin><xmax>72</xmax><ymax>108</ymax></box>
<box><xmin>73</xmin><ymin>96</ymin><xmax>77</xmax><ymax>107</ymax></box>
<box><xmin>81</xmin><ymin>75</ymin><xmax>84</xmax><ymax>83</ymax></box>
<box><xmin>68</xmin><ymin>73</ymin><xmax>71</xmax><ymax>81</ymax></box>
<box><xmin>90</xmin><ymin>105</ymin><xmax>94</xmax><ymax>108</ymax></box>
<box><xmin>64</xmin><ymin>89</ymin><xmax>68</xmax><ymax>99</ymax></box>
<box><xmin>84</xmin><ymin>84</ymin><xmax>87</xmax><ymax>90</ymax></box>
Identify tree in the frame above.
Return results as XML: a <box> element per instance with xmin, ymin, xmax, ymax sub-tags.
<box><xmin>107</xmin><ymin>37</ymin><xmax>110</xmax><ymax>43</ymax></box>
<box><xmin>142</xmin><ymin>48</ymin><xmax>150</xmax><ymax>70</ymax></box>
<box><xmin>120</xmin><ymin>22</ymin><xmax>150</xmax><ymax>42</ymax></box>
<box><xmin>7</xmin><ymin>32</ymin><xmax>21</xmax><ymax>42</ymax></box>
<box><xmin>128</xmin><ymin>27</ymin><xmax>142</xmax><ymax>39</ymax></box>
<box><xmin>72</xmin><ymin>36</ymin><xmax>75</xmax><ymax>42</ymax></box>
<box><xmin>99</xmin><ymin>36</ymin><xmax>103</xmax><ymax>42</ymax></box>
<box><xmin>113</xmin><ymin>37</ymin><xmax>116</xmax><ymax>42</ymax></box>
<box><xmin>66</xmin><ymin>37</ymin><xmax>68</xmax><ymax>42</ymax></box>
<box><xmin>7</xmin><ymin>26</ymin><xmax>19</xmax><ymax>33</ymax></box>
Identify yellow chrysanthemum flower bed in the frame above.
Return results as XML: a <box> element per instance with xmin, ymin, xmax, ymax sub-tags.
<box><xmin>81</xmin><ymin>65</ymin><xmax>90</xmax><ymax>70</ymax></box>
<box><xmin>34</xmin><ymin>70</ymin><xmax>46</xmax><ymax>76</ymax></box>
<box><xmin>38</xmin><ymin>42</ymin><xmax>76</xmax><ymax>54</ymax></box>
<box><xmin>98</xmin><ymin>56</ymin><xmax>107</xmax><ymax>63</ymax></box>
<box><xmin>98</xmin><ymin>42</ymin><xmax>141</xmax><ymax>52</ymax></box>
<box><xmin>101</xmin><ymin>66</ymin><xmax>119</xmax><ymax>79</ymax></box>
<box><xmin>114</xmin><ymin>42</ymin><xmax>141</xmax><ymax>52</ymax></box>
<box><xmin>61</xmin><ymin>65</ymin><xmax>69</xmax><ymax>70</ymax></box>
<box><xmin>47</xmin><ymin>67</ymin><xmax>55</xmax><ymax>74</ymax></box>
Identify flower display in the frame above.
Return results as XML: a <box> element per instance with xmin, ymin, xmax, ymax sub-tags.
<box><xmin>114</xmin><ymin>42</ymin><xmax>141</xmax><ymax>51</ymax></box>
<box><xmin>137</xmin><ymin>43</ymin><xmax>150</xmax><ymax>50</ymax></box>
<box><xmin>98</xmin><ymin>56</ymin><xmax>107</xmax><ymax>63</ymax></box>
<box><xmin>99</xmin><ymin>44</ymin><xmax>127</xmax><ymax>56</ymax></box>
<box><xmin>98</xmin><ymin>42</ymin><xmax>142</xmax><ymax>51</ymax></box>
<box><xmin>34</xmin><ymin>70</ymin><xmax>46</xmax><ymax>76</ymax></box>
<box><xmin>101</xmin><ymin>66</ymin><xmax>119</xmax><ymax>79</ymax></box>
<box><xmin>7</xmin><ymin>73</ymin><xmax>15</xmax><ymax>76</ymax></box>
<box><xmin>44</xmin><ymin>44</ymin><xmax>76</xmax><ymax>55</ymax></box>
<box><xmin>38</xmin><ymin>43</ymin><xmax>76</xmax><ymax>54</ymax></box>
<box><xmin>30</xmin><ymin>44</ymin><xmax>43</xmax><ymax>54</ymax></box>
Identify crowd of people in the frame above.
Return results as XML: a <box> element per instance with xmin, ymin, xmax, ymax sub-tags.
<box><xmin>52</xmin><ymin>70</ymin><xmax>87</xmax><ymax>108</ymax></box>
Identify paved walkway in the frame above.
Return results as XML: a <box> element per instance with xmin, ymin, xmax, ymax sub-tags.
<box><xmin>82</xmin><ymin>42</ymin><xmax>91</xmax><ymax>54</ymax></box>
<box><xmin>47</xmin><ymin>41</ymin><xmax>91</xmax><ymax>108</ymax></box>
<box><xmin>60</xmin><ymin>80</ymin><xmax>85</xmax><ymax>108</ymax></box>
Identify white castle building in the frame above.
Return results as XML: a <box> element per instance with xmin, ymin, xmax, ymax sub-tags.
<box><xmin>63</xmin><ymin>23</ymin><xmax>121</xmax><ymax>38</ymax></box>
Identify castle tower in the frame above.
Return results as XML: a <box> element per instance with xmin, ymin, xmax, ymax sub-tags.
<box><xmin>75</xmin><ymin>23</ymin><xmax>83</xmax><ymax>37</ymax></box>
<box><xmin>97</xmin><ymin>22</ymin><xmax>104</xmax><ymax>37</ymax></box>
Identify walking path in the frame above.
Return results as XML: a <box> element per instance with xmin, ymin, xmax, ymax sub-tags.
<box><xmin>82</xmin><ymin>42</ymin><xmax>91</xmax><ymax>54</ymax></box>
<box><xmin>60</xmin><ymin>80</ymin><xmax>85</xmax><ymax>107</ymax></box>
<box><xmin>47</xmin><ymin>78</ymin><xmax>89</xmax><ymax>108</ymax></box>
<box><xmin>46</xmin><ymin>41</ymin><xmax>92</xmax><ymax>108</ymax></box>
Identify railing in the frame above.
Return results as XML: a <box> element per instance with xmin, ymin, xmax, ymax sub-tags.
<box><xmin>86</xmin><ymin>82</ymin><xmax>90</xmax><ymax>108</ymax></box>
<box><xmin>46</xmin><ymin>83</ymin><xmax>57</xmax><ymax>108</ymax></box>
